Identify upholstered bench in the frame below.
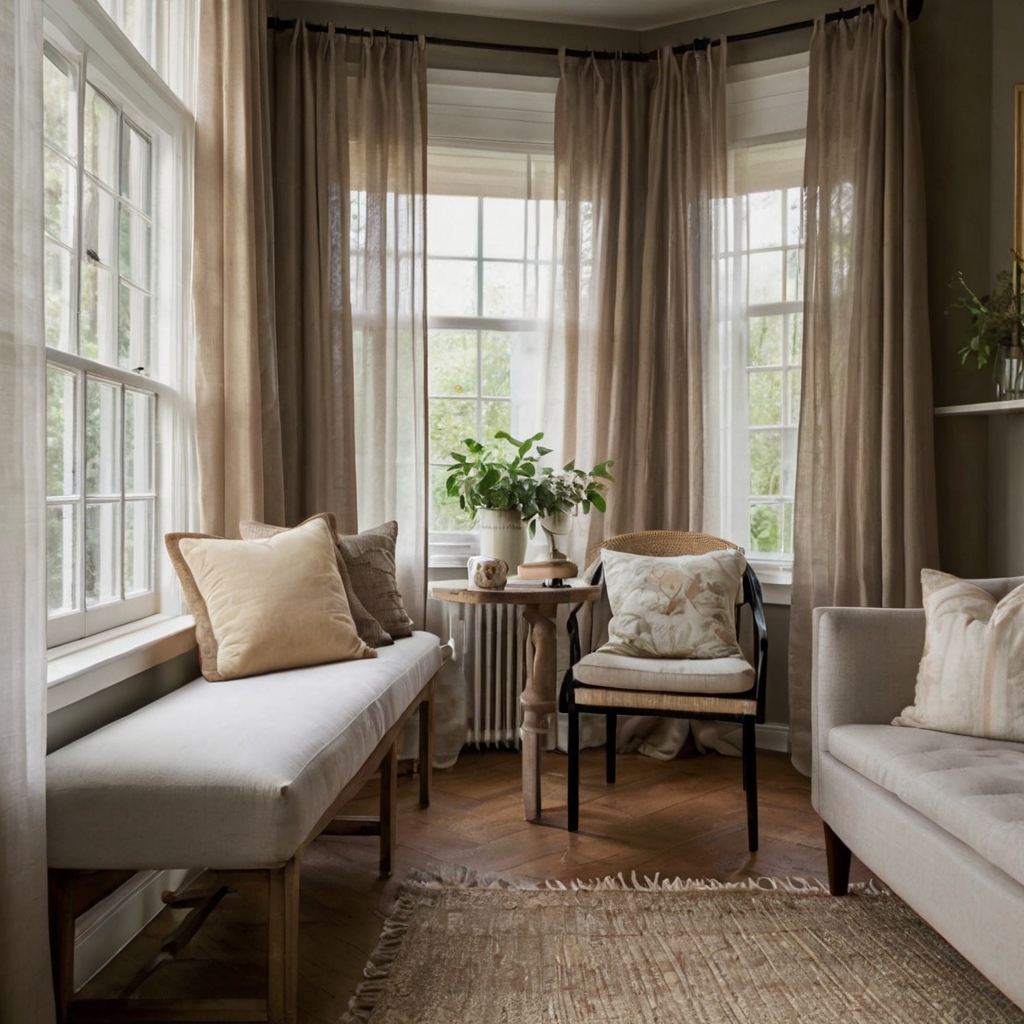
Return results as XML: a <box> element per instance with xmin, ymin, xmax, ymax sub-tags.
<box><xmin>46</xmin><ymin>631</ymin><xmax>443</xmax><ymax>1024</ymax></box>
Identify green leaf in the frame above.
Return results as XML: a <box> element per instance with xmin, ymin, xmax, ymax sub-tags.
<box><xmin>590</xmin><ymin>493</ymin><xmax>607</xmax><ymax>513</ymax></box>
<box><xmin>581</xmin><ymin>500</ymin><xmax>590</xmax><ymax>514</ymax></box>
<box><xmin>536</xmin><ymin>446</ymin><xmax>553</xmax><ymax>457</ymax></box>
<box><xmin>563</xmin><ymin>459</ymin><xmax>575</xmax><ymax>472</ymax></box>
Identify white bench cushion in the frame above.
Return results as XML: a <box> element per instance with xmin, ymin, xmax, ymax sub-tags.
<box><xmin>573</xmin><ymin>651</ymin><xmax>754</xmax><ymax>694</ymax></box>
<box><xmin>46</xmin><ymin>631</ymin><xmax>442</xmax><ymax>870</ymax></box>
<box><xmin>829</xmin><ymin>724</ymin><xmax>1024</xmax><ymax>888</ymax></box>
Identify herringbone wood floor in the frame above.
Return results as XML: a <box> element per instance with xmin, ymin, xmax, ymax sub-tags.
<box><xmin>81</xmin><ymin>746</ymin><xmax>874</xmax><ymax>1022</ymax></box>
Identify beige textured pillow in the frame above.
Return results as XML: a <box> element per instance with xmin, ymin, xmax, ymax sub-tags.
<box><xmin>893</xmin><ymin>569</ymin><xmax>1024</xmax><ymax>741</ymax></box>
<box><xmin>239</xmin><ymin>514</ymin><xmax>393</xmax><ymax>648</ymax></box>
<box><xmin>597</xmin><ymin>548</ymin><xmax>746</xmax><ymax>660</ymax></box>
<box><xmin>336</xmin><ymin>521</ymin><xmax>415</xmax><ymax>640</ymax></box>
<box><xmin>165</xmin><ymin>517</ymin><xmax>375</xmax><ymax>681</ymax></box>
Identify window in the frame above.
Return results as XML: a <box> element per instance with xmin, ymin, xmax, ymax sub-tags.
<box><xmin>717</xmin><ymin>55</ymin><xmax>809</xmax><ymax>571</ymax></box>
<box><xmin>43</xmin><ymin>1</ymin><xmax>193</xmax><ymax>646</ymax></box>
<box><xmin>424</xmin><ymin>72</ymin><xmax>557</xmax><ymax>563</ymax></box>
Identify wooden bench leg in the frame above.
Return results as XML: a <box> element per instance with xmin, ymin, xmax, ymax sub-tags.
<box><xmin>268</xmin><ymin>859</ymin><xmax>300</xmax><ymax>1024</ymax></box>
<box><xmin>418</xmin><ymin>691</ymin><xmax>434</xmax><ymax>808</ymax></box>
<box><xmin>824</xmin><ymin>822</ymin><xmax>852</xmax><ymax>896</ymax></box>
<box><xmin>380</xmin><ymin>743</ymin><xmax>398</xmax><ymax>878</ymax></box>
<box><xmin>49</xmin><ymin>870</ymin><xmax>75</xmax><ymax>1024</ymax></box>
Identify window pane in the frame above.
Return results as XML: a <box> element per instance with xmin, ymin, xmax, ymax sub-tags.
<box><xmin>482</xmin><ymin>261</ymin><xmax>524</xmax><ymax>318</ymax></box>
<box><xmin>121</xmin><ymin>121</ymin><xmax>151</xmax><ymax>214</ymax></box>
<box><xmin>125</xmin><ymin>389</ymin><xmax>155</xmax><ymax>494</ymax></box>
<box><xmin>749</xmin><ymin>503</ymin><xmax>781</xmax><ymax>555</ymax></box>
<box><xmin>748</xmin><ymin>191</ymin><xmax>782</xmax><ymax>250</ymax></box>
<box><xmin>43</xmin><ymin>52</ymin><xmax>72</xmax><ymax>155</ymax></box>
<box><xmin>788</xmin><ymin>312</ymin><xmax>803</xmax><ymax>364</ymax></box>
<box><xmin>782</xmin><ymin>428</ymin><xmax>798</xmax><ymax>496</ymax></box>
<box><xmin>83</xmin><ymin>181</ymin><xmax>119</xmax><ymax>269</ymax></box>
<box><xmin>481</xmin><ymin>332</ymin><xmax>512</xmax><ymax>397</ymax></box>
<box><xmin>119</xmin><ymin>282</ymin><xmax>151</xmax><ymax>369</ymax></box>
<box><xmin>748</xmin><ymin>251</ymin><xmax>783</xmax><ymax>305</ymax></box>
<box><xmin>429</xmin><ymin>397</ymin><xmax>477</xmax><ymax>463</ymax></box>
<box><xmin>84</xmin><ymin>85</ymin><xmax>119</xmax><ymax>190</ymax></box>
<box><xmin>427</xmin><ymin>196</ymin><xmax>477</xmax><ymax>258</ymax></box>
<box><xmin>527</xmin><ymin>200</ymin><xmax>555</xmax><ymax>262</ymax></box>
<box><xmin>45</xmin><ymin>241</ymin><xmax>74</xmax><ymax>352</ymax></box>
<box><xmin>748</xmin><ymin>316</ymin><xmax>782</xmax><ymax>367</ymax></box>
<box><xmin>430</xmin><ymin>464</ymin><xmax>474</xmax><ymax>532</ymax></box>
<box><xmin>788</xmin><ymin>371</ymin><xmax>802</xmax><ymax>427</ymax></box>
<box><xmin>44</xmin><ymin>149</ymin><xmax>76</xmax><ymax>246</ymax></box>
<box><xmin>124</xmin><ymin>498</ymin><xmax>154</xmax><ymax>595</ymax></box>
<box><xmin>47</xmin><ymin>366</ymin><xmax>79</xmax><ymax>498</ymax></box>
<box><xmin>47</xmin><ymin>504</ymin><xmax>79</xmax><ymax>615</ymax></box>
<box><xmin>86</xmin><ymin>378</ymin><xmax>122</xmax><ymax>495</ymax></box>
<box><xmin>85</xmin><ymin>501</ymin><xmax>121</xmax><ymax>606</ymax></box>
<box><xmin>120</xmin><ymin>206</ymin><xmax>151</xmax><ymax>287</ymax></box>
<box><xmin>428</xmin><ymin>330</ymin><xmax>477</xmax><ymax>397</ymax></box>
<box><xmin>79</xmin><ymin>261</ymin><xmax>117</xmax><ymax>362</ymax></box>
<box><xmin>481</xmin><ymin>399</ymin><xmax>511</xmax><ymax>440</ymax></box>
<box><xmin>748</xmin><ymin>370</ymin><xmax>782</xmax><ymax>426</ymax></box>
<box><xmin>428</xmin><ymin>259</ymin><xmax>477</xmax><ymax>316</ymax></box>
<box><xmin>482</xmin><ymin>198</ymin><xmax>526</xmax><ymax>260</ymax></box>
<box><xmin>786</xmin><ymin>188</ymin><xmax>803</xmax><ymax>246</ymax></box>
<box><xmin>749</xmin><ymin>430</ymin><xmax>782</xmax><ymax>497</ymax></box>
<box><xmin>786</xmin><ymin>248</ymin><xmax>804</xmax><ymax>302</ymax></box>
<box><xmin>783</xmin><ymin>501</ymin><xmax>794</xmax><ymax>554</ymax></box>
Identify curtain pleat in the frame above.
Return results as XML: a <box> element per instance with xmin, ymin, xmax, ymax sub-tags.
<box><xmin>788</xmin><ymin>0</ymin><xmax>939</xmax><ymax>774</ymax></box>
<box><xmin>193</xmin><ymin>0</ymin><xmax>285</xmax><ymax>537</ymax></box>
<box><xmin>0</xmin><ymin>1</ymin><xmax>56</xmax><ymax>1019</ymax></box>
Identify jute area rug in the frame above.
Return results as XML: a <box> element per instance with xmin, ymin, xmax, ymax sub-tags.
<box><xmin>341</xmin><ymin>871</ymin><xmax>1024</xmax><ymax>1024</ymax></box>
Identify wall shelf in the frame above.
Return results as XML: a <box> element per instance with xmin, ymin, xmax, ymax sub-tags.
<box><xmin>935</xmin><ymin>399</ymin><xmax>1024</xmax><ymax>416</ymax></box>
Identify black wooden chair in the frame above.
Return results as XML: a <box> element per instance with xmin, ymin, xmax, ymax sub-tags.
<box><xmin>559</xmin><ymin>530</ymin><xmax>768</xmax><ymax>851</ymax></box>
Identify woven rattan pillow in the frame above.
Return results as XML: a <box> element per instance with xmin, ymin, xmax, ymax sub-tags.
<box><xmin>165</xmin><ymin>517</ymin><xmax>375</xmax><ymax>681</ymax></box>
<box><xmin>893</xmin><ymin>569</ymin><xmax>1024</xmax><ymax>741</ymax></box>
<box><xmin>240</xmin><ymin>514</ymin><xmax>393</xmax><ymax>648</ymax></box>
<box><xmin>597</xmin><ymin>548</ymin><xmax>746</xmax><ymax>660</ymax></box>
<box><xmin>336</xmin><ymin>521</ymin><xmax>415</xmax><ymax>640</ymax></box>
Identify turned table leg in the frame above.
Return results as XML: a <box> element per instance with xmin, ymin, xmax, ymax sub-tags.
<box><xmin>521</xmin><ymin>604</ymin><xmax>557</xmax><ymax>821</ymax></box>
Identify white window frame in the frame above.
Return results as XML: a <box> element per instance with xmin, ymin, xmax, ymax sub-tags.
<box><xmin>44</xmin><ymin>0</ymin><xmax>195</xmax><ymax>651</ymax></box>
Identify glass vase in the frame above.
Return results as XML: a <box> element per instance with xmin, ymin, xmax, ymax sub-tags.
<box><xmin>994</xmin><ymin>345</ymin><xmax>1024</xmax><ymax>401</ymax></box>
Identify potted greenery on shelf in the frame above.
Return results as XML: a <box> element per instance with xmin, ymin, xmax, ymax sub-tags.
<box><xmin>445</xmin><ymin>430</ymin><xmax>614</xmax><ymax>570</ymax></box>
<box><xmin>951</xmin><ymin>253</ymin><xmax>1024</xmax><ymax>400</ymax></box>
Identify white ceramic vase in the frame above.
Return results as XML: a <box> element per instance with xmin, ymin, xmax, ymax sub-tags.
<box><xmin>478</xmin><ymin>508</ymin><xmax>528</xmax><ymax>572</ymax></box>
<box><xmin>538</xmin><ymin>510</ymin><xmax>574</xmax><ymax>561</ymax></box>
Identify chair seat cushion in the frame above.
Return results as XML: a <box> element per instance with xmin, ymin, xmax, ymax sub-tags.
<box><xmin>829</xmin><ymin>724</ymin><xmax>1024</xmax><ymax>888</ymax></box>
<box><xmin>573</xmin><ymin>651</ymin><xmax>754</xmax><ymax>694</ymax></box>
<box><xmin>46</xmin><ymin>632</ymin><xmax>442</xmax><ymax>871</ymax></box>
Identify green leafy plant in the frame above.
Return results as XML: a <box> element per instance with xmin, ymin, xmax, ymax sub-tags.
<box><xmin>950</xmin><ymin>254</ymin><xmax>1024</xmax><ymax>369</ymax></box>
<box><xmin>445</xmin><ymin>430</ymin><xmax>614</xmax><ymax>534</ymax></box>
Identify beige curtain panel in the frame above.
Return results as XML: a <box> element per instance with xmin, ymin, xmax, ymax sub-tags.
<box><xmin>788</xmin><ymin>0</ymin><xmax>939</xmax><ymax>775</ymax></box>
<box><xmin>193</xmin><ymin>0</ymin><xmax>285</xmax><ymax>537</ymax></box>
<box><xmin>0</xmin><ymin>0</ymin><xmax>56</xmax><ymax>1019</ymax></box>
<box><xmin>546</xmin><ymin>46</ymin><xmax>727</xmax><ymax>562</ymax></box>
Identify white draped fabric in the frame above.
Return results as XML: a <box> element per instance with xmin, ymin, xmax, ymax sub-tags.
<box><xmin>0</xmin><ymin>2</ymin><xmax>57</xmax><ymax>1020</ymax></box>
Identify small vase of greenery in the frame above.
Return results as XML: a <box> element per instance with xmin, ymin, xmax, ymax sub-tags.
<box><xmin>951</xmin><ymin>254</ymin><xmax>1024</xmax><ymax>400</ymax></box>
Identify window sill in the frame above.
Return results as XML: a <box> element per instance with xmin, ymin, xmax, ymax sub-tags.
<box><xmin>747</xmin><ymin>562</ymin><xmax>791</xmax><ymax>606</ymax></box>
<box><xmin>47</xmin><ymin>614</ymin><xmax>196</xmax><ymax>714</ymax></box>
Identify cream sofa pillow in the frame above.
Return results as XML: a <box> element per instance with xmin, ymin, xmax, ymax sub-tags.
<box><xmin>597</xmin><ymin>548</ymin><xmax>746</xmax><ymax>660</ymax></box>
<box><xmin>166</xmin><ymin>517</ymin><xmax>375</xmax><ymax>681</ymax></box>
<box><xmin>893</xmin><ymin>569</ymin><xmax>1024</xmax><ymax>741</ymax></box>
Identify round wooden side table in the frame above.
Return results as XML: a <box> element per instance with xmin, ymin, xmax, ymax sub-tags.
<box><xmin>430</xmin><ymin>578</ymin><xmax>602</xmax><ymax>822</ymax></box>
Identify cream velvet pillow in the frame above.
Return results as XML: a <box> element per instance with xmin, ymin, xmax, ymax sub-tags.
<box><xmin>166</xmin><ymin>517</ymin><xmax>375</xmax><ymax>681</ymax></box>
<box><xmin>893</xmin><ymin>569</ymin><xmax>1024</xmax><ymax>741</ymax></box>
<box><xmin>597</xmin><ymin>548</ymin><xmax>746</xmax><ymax>660</ymax></box>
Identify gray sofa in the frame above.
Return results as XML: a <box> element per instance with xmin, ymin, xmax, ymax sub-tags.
<box><xmin>812</xmin><ymin>579</ymin><xmax>1024</xmax><ymax>1012</ymax></box>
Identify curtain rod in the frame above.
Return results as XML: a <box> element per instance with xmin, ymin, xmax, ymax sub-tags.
<box><xmin>267</xmin><ymin>0</ymin><xmax>924</xmax><ymax>62</ymax></box>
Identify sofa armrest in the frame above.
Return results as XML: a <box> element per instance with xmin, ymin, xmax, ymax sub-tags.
<box><xmin>811</xmin><ymin>606</ymin><xmax>924</xmax><ymax>806</ymax></box>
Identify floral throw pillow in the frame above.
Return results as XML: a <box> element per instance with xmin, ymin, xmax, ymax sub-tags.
<box><xmin>597</xmin><ymin>548</ymin><xmax>747</xmax><ymax>660</ymax></box>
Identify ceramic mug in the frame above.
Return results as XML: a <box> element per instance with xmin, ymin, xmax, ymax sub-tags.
<box><xmin>467</xmin><ymin>555</ymin><xmax>508</xmax><ymax>590</ymax></box>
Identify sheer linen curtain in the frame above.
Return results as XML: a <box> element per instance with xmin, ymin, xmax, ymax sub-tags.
<box><xmin>193</xmin><ymin>0</ymin><xmax>285</xmax><ymax>536</ymax></box>
<box><xmin>0</xmin><ymin>2</ymin><xmax>56</xmax><ymax>1020</ymax></box>
<box><xmin>547</xmin><ymin>47</ymin><xmax>728</xmax><ymax>759</ymax></box>
<box><xmin>788</xmin><ymin>0</ymin><xmax>939</xmax><ymax>774</ymax></box>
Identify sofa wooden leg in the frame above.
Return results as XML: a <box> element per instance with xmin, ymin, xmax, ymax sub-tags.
<box><xmin>567</xmin><ymin>710</ymin><xmax>580</xmax><ymax>832</ymax></box>
<box><xmin>380</xmin><ymin>743</ymin><xmax>398</xmax><ymax>878</ymax></box>
<box><xmin>418</xmin><ymin>690</ymin><xmax>434</xmax><ymax>809</ymax></box>
<box><xmin>824</xmin><ymin>822</ymin><xmax>852</xmax><ymax>896</ymax></box>
<box><xmin>268</xmin><ymin>858</ymin><xmax>300</xmax><ymax>1024</ymax></box>
<box><xmin>605</xmin><ymin>714</ymin><xmax>617</xmax><ymax>784</ymax></box>
<box><xmin>48</xmin><ymin>870</ymin><xmax>75</xmax><ymax>1024</ymax></box>
<box><xmin>742</xmin><ymin>718</ymin><xmax>758</xmax><ymax>853</ymax></box>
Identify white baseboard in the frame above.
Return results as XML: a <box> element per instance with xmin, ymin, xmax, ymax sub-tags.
<box><xmin>756</xmin><ymin>722</ymin><xmax>790</xmax><ymax>753</ymax></box>
<box><xmin>74</xmin><ymin>867</ymin><xmax>196</xmax><ymax>990</ymax></box>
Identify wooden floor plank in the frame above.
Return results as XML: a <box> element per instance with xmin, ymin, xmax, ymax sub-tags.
<box><xmin>78</xmin><ymin>748</ymin><xmax>874</xmax><ymax>1022</ymax></box>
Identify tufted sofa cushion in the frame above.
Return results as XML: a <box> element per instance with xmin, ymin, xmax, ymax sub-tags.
<box><xmin>829</xmin><ymin>724</ymin><xmax>1024</xmax><ymax>888</ymax></box>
